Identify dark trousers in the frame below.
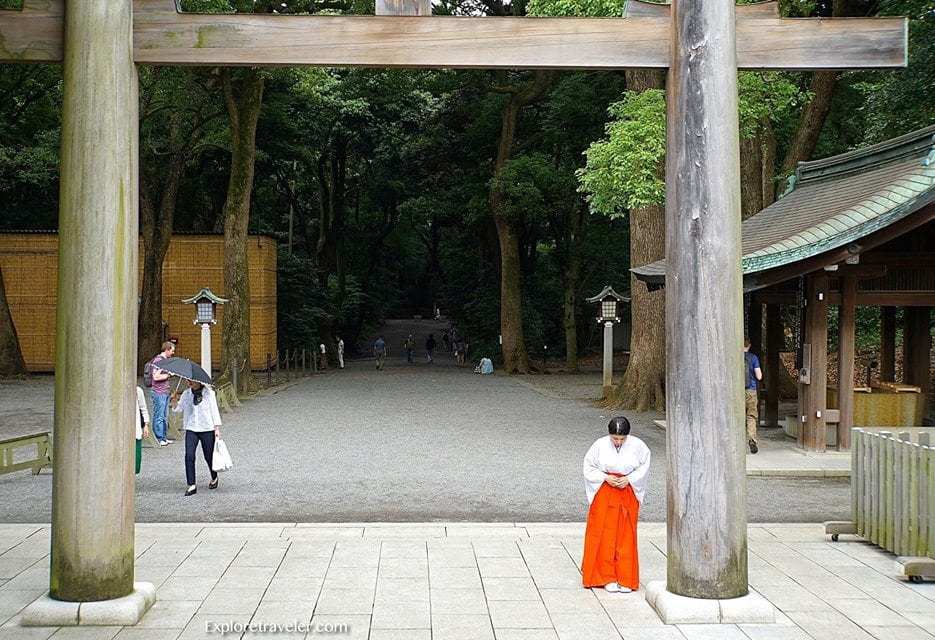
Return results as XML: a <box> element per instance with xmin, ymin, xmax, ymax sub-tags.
<box><xmin>185</xmin><ymin>430</ymin><xmax>218</xmax><ymax>486</ymax></box>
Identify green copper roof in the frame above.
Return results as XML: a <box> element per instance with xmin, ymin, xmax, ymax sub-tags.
<box><xmin>632</xmin><ymin>124</ymin><xmax>935</xmax><ymax>287</ymax></box>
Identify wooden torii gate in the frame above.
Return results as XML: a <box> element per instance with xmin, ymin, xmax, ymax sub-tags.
<box><xmin>0</xmin><ymin>0</ymin><xmax>906</xmax><ymax>624</ymax></box>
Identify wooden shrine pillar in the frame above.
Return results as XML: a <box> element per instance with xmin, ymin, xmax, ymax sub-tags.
<box><xmin>764</xmin><ymin>303</ymin><xmax>783</xmax><ymax>427</ymax></box>
<box><xmin>51</xmin><ymin>0</ymin><xmax>138</xmax><ymax>602</ymax></box>
<box><xmin>798</xmin><ymin>273</ymin><xmax>829</xmax><ymax>452</ymax></box>
<box><xmin>904</xmin><ymin>307</ymin><xmax>932</xmax><ymax>422</ymax></box>
<box><xmin>664</xmin><ymin>0</ymin><xmax>747</xmax><ymax>599</ymax></box>
<box><xmin>880</xmin><ymin>306</ymin><xmax>896</xmax><ymax>381</ymax></box>
<box><xmin>837</xmin><ymin>275</ymin><xmax>856</xmax><ymax>449</ymax></box>
<box><xmin>376</xmin><ymin>0</ymin><xmax>431</xmax><ymax>15</ymax></box>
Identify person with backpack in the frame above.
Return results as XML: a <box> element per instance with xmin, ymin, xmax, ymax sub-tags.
<box><xmin>373</xmin><ymin>335</ymin><xmax>387</xmax><ymax>371</ymax></box>
<box><xmin>145</xmin><ymin>341</ymin><xmax>176</xmax><ymax>446</ymax></box>
<box><xmin>744</xmin><ymin>337</ymin><xmax>763</xmax><ymax>454</ymax></box>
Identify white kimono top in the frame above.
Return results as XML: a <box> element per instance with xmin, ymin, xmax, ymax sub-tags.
<box><xmin>583</xmin><ymin>435</ymin><xmax>651</xmax><ymax>505</ymax></box>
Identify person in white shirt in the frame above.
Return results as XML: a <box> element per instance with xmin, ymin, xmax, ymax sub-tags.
<box><xmin>135</xmin><ymin>386</ymin><xmax>151</xmax><ymax>475</ymax></box>
<box><xmin>319</xmin><ymin>342</ymin><xmax>328</xmax><ymax>370</ymax></box>
<box><xmin>581</xmin><ymin>416</ymin><xmax>651</xmax><ymax>593</ymax></box>
<box><xmin>337</xmin><ymin>337</ymin><xmax>345</xmax><ymax>369</ymax></box>
<box><xmin>171</xmin><ymin>381</ymin><xmax>222</xmax><ymax>496</ymax></box>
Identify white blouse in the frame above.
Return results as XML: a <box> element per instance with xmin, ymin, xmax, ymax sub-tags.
<box><xmin>582</xmin><ymin>435</ymin><xmax>651</xmax><ymax>505</ymax></box>
<box><xmin>171</xmin><ymin>387</ymin><xmax>222</xmax><ymax>433</ymax></box>
<box><xmin>135</xmin><ymin>386</ymin><xmax>150</xmax><ymax>440</ymax></box>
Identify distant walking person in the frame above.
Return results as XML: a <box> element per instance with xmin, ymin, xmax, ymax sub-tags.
<box><xmin>134</xmin><ymin>385</ymin><xmax>151</xmax><ymax>475</ymax></box>
<box><xmin>404</xmin><ymin>334</ymin><xmax>415</xmax><ymax>363</ymax></box>
<box><xmin>147</xmin><ymin>341</ymin><xmax>176</xmax><ymax>446</ymax></box>
<box><xmin>337</xmin><ymin>337</ymin><xmax>345</xmax><ymax>369</ymax></box>
<box><xmin>374</xmin><ymin>336</ymin><xmax>387</xmax><ymax>370</ymax></box>
<box><xmin>319</xmin><ymin>342</ymin><xmax>328</xmax><ymax>370</ymax></box>
<box><xmin>582</xmin><ymin>416</ymin><xmax>651</xmax><ymax>593</ymax></box>
<box><xmin>172</xmin><ymin>381</ymin><xmax>222</xmax><ymax>496</ymax></box>
<box><xmin>744</xmin><ymin>337</ymin><xmax>763</xmax><ymax>454</ymax></box>
<box><xmin>455</xmin><ymin>336</ymin><xmax>467</xmax><ymax>366</ymax></box>
<box><xmin>426</xmin><ymin>334</ymin><xmax>436</xmax><ymax>363</ymax></box>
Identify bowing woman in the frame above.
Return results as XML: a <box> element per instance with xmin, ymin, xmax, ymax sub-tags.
<box><xmin>581</xmin><ymin>416</ymin><xmax>651</xmax><ymax>593</ymax></box>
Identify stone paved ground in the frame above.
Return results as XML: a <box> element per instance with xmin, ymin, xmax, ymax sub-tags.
<box><xmin>1</xmin><ymin>522</ymin><xmax>934</xmax><ymax>640</ymax></box>
<box><xmin>0</xmin><ymin>355</ymin><xmax>849</xmax><ymax>522</ymax></box>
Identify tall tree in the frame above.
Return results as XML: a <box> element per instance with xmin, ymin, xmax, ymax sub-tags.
<box><xmin>221</xmin><ymin>68</ymin><xmax>265</xmax><ymax>391</ymax></box>
<box><xmin>489</xmin><ymin>70</ymin><xmax>554</xmax><ymax>373</ymax></box>
<box><xmin>138</xmin><ymin>69</ymin><xmax>223</xmax><ymax>370</ymax></box>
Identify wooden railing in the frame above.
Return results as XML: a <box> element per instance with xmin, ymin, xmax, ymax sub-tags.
<box><xmin>0</xmin><ymin>432</ymin><xmax>52</xmax><ymax>476</ymax></box>
<box><xmin>828</xmin><ymin>427</ymin><xmax>935</xmax><ymax>582</ymax></box>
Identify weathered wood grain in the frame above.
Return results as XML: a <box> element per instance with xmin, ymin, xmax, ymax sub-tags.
<box><xmin>799</xmin><ymin>273</ymin><xmax>829</xmax><ymax>452</ymax></box>
<box><xmin>50</xmin><ymin>0</ymin><xmax>138</xmax><ymax>603</ymax></box>
<box><xmin>375</xmin><ymin>0</ymin><xmax>431</xmax><ymax>15</ymax></box>
<box><xmin>664</xmin><ymin>0</ymin><xmax>747</xmax><ymax>600</ymax></box>
<box><xmin>0</xmin><ymin>0</ymin><xmax>907</xmax><ymax>69</ymax></box>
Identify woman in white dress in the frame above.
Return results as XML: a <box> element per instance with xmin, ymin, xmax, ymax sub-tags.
<box><xmin>581</xmin><ymin>416</ymin><xmax>651</xmax><ymax>592</ymax></box>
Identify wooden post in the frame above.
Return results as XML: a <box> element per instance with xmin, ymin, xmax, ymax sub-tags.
<box><xmin>798</xmin><ymin>273</ymin><xmax>829</xmax><ymax>452</ymax></box>
<box><xmin>905</xmin><ymin>307</ymin><xmax>932</xmax><ymax>422</ymax></box>
<box><xmin>266</xmin><ymin>352</ymin><xmax>271</xmax><ymax>386</ymax></box>
<box><xmin>375</xmin><ymin>0</ymin><xmax>432</xmax><ymax>15</ymax></box>
<box><xmin>302</xmin><ymin>348</ymin><xmax>306</xmax><ymax>373</ymax></box>
<box><xmin>51</xmin><ymin>0</ymin><xmax>137</xmax><ymax>602</ymax></box>
<box><xmin>313</xmin><ymin>345</ymin><xmax>318</xmax><ymax>373</ymax></box>
<box><xmin>664</xmin><ymin>0</ymin><xmax>747</xmax><ymax>599</ymax></box>
<box><xmin>838</xmin><ymin>275</ymin><xmax>857</xmax><ymax>450</ymax></box>
<box><xmin>764</xmin><ymin>303</ymin><xmax>783</xmax><ymax>427</ymax></box>
<box><xmin>880</xmin><ymin>306</ymin><xmax>896</xmax><ymax>381</ymax></box>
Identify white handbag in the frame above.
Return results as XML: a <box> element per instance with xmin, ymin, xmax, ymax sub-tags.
<box><xmin>212</xmin><ymin>438</ymin><xmax>233</xmax><ymax>472</ymax></box>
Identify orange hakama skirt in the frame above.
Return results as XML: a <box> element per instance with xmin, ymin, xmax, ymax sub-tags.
<box><xmin>581</xmin><ymin>474</ymin><xmax>640</xmax><ymax>590</ymax></box>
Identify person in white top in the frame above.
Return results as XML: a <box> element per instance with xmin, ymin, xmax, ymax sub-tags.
<box><xmin>337</xmin><ymin>337</ymin><xmax>345</xmax><ymax>369</ymax></box>
<box><xmin>319</xmin><ymin>342</ymin><xmax>328</xmax><ymax>370</ymax></box>
<box><xmin>171</xmin><ymin>381</ymin><xmax>222</xmax><ymax>496</ymax></box>
<box><xmin>135</xmin><ymin>386</ymin><xmax>151</xmax><ymax>475</ymax></box>
<box><xmin>581</xmin><ymin>416</ymin><xmax>651</xmax><ymax>593</ymax></box>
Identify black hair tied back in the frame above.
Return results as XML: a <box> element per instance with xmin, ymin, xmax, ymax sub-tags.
<box><xmin>607</xmin><ymin>416</ymin><xmax>631</xmax><ymax>436</ymax></box>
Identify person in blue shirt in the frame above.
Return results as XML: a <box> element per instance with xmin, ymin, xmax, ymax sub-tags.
<box><xmin>373</xmin><ymin>336</ymin><xmax>387</xmax><ymax>371</ymax></box>
<box><xmin>744</xmin><ymin>337</ymin><xmax>763</xmax><ymax>454</ymax></box>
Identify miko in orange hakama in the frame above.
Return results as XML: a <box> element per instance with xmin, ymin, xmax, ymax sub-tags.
<box><xmin>581</xmin><ymin>419</ymin><xmax>651</xmax><ymax>592</ymax></box>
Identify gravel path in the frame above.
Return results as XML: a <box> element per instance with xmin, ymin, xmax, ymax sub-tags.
<box><xmin>0</xmin><ymin>354</ymin><xmax>849</xmax><ymax>522</ymax></box>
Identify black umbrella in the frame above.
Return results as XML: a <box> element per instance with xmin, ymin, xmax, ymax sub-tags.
<box><xmin>155</xmin><ymin>357</ymin><xmax>212</xmax><ymax>386</ymax></box>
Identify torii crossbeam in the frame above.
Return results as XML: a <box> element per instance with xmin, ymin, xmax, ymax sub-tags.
<box><xmin>0</xmin><ymin>0</ymin><xmax>907</xmax><ymax>68</ymax></box>
<box><xmin>1</xmin><ymin>0</ymin><xmax>908</xmax><ymax>627</ymax></box>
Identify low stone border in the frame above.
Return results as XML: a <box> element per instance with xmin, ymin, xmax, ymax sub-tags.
<box><xmin>645</xmin><ymin>580</ymin><xmax>776</xmax><ymax>624</ymax></box>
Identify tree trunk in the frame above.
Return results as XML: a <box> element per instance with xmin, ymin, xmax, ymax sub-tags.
<box><xmin>0</xmin><ymin>264</ymin><xmax>26</xmax><ymax>377</ymax></box>
<box><xmin>740</xmin><ymin>132</ymin><xmax>764</xmax><ymax>219</ymax></box>
<box><xmin>221</xmin><ymin>69</ymin><xmax>264</xmax><ymax>392</ymax></box>
<box><xmin>780</xmin><ymin>70</ymin><xmax>838</xmax><ymax>175</ymax></box>
<box><xmin>608</xmin><ymin>69</ymin><xmax>666</xmax><ymax>411</ymax></box>
<box><xmin>138</xmin><ymin>157</ymin><xmax>184</xmax><ymax>372</ymax></box>
<box><xmin>488</xmin><ymin>70</ymin><xmax>553</xmax><ymax>374</ymax></box>
<box><xmin>562</xmin><ymin>207</ymin><xmax>584</xmax><ymax>372</ymax></box>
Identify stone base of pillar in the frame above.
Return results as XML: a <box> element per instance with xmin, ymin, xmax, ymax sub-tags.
<box><xmin>645</xmin><ymin>581</ymin><xmax>776</xmax><ymax>624</ymax></box>
<box><xmin>20</xmin><ymin>582</ymin><xmax>155</xmax><ymax>627</ymax></box>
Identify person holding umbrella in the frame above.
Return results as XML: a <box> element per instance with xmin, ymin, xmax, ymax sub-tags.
<box><xmin>163</xmin><ymin>358</ymin><xmax>222</xmax><ymax>496</ymax></box>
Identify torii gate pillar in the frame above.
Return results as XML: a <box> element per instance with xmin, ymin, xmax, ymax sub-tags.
<box><xmin>22</xmin><ymin>0</ymin><xmax>155</xmax><ymax>626</ymax></box>
<box><xmin>646</xmin><ymin>0</ymin><xmax>771</xmax><ymax>623</ymax></box>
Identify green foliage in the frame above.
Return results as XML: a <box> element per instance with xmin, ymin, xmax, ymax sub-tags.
<box><xmin>577</xmin><ymin>89</ymin><xmax>665</xmax><ymax>214</ymax></box>
<box><xmin>526</xmin><ymin>0</ymin><xmax>625</xmax><ymax>17</ymax></box>
<box><xmin>738</xmin><ymin>72</ymin><xmax>810</xmax><ymax>138</ymax></box>
<box><xmin>0</xmin><ymin>0</ymin><xmax>22</xmax><ymax>10</ymax></box>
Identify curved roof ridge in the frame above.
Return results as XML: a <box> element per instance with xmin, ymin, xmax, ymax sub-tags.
<box><xmin>796</xmin><ymin>124</ymin><xmax>935</xmax><ymax>186</ymax></box>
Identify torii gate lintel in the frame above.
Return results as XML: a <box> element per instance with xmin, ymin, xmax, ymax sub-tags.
<box><xmin>0</xmin><ymin>0</ymin><xmax>908</xmax><ymax>69</ymax></box>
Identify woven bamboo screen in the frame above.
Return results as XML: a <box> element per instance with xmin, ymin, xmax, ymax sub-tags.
<box><xmin>0</xmin><ymin>233</ymin><xmax>277</xmax><ymax>372</ymax></box>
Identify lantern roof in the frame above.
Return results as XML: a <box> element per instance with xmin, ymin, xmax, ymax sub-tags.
<box><xmin>181</xmin><ymin>288</ymin><xmax>229</xmax><ymax>305</ymax></box>
<box><xmin>586</xmin><ymin>285</ymin><xmax>630</xmax><ymax>304</ymax></box>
